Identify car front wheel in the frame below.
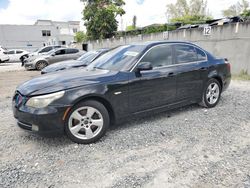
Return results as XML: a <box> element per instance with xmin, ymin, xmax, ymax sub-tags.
<box><xmin>200</xmin><ymin>78</ymin><xmax>222</xmax><ymax>108</ymax></box>
<box><xmin>36</xmin><ymin>61</ymin><xmax>48</xmax><ymax>71</ymax></box>
<box><xmin>65</xmin><ymin>100</ymin><xmax>110</xmax><ymax>144</ymax></box>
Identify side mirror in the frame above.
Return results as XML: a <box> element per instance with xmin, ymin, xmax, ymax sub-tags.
<box><xmin>136</xmin><ymin>62</ymin><xmax>153</xmax><ymax>72</ymax></box>
<box><xmin>51</xmin><ymin>53</ymin><xmax>55</xmax><ymax>56</ymax></box>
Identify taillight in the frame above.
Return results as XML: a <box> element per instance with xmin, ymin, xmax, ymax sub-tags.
<box><xmin>225</xmin><ymin>58</ymin><xmax>231</xmax><ymax>72</ymax></box>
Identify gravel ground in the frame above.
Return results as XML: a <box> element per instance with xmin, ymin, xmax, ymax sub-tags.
<box><xmin>0</xmin><ymin>70</ymin><xmax>249</xmax><ymax>188</ymax></box>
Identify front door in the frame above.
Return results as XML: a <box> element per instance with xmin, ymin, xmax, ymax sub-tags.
<box><xmin>129</xmin><ymin>44</ymin><xmax>177</xmax><ymax>113</ymax></box>
<box><xmin>50</xmin><ymin>49</ymin><xmax>67</xmax><ymax>64</ymax></box>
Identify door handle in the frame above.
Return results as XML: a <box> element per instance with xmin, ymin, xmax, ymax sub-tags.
<box><xmin>200</xmin><ymin>67</ymin><xmax>207</xmax><ymax>71</ymax></box>
<box><xmin>168</xmin><ymin>72</ymin><xmax>175</xmax><ymax>77</ymax></box>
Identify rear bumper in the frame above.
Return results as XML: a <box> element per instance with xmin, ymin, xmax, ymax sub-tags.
<box><xmin>13</xmin><ymin>103</ymin><xmax>70</xmax><ymax>136</ymax></box>
<box><xmin>222</xmin><ymin>74</ymin><xmax>231</xmax><ymax>92</ymax></box>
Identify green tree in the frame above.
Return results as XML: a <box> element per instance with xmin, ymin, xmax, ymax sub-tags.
<box><xmin>81</xmin><ymin>0</ymin><xmax>125</xmax><ymax>40</ymax></box>
<box><xmin>222</xmin><ymin>0</ymin><xmax>250</xmax><ymax>17</ymax></box>
<box><xmin>166</xmin><ymin>0</ymin><xmax>211</xmax><ymax>24</ymax></box>
<box><xmin>74</xmin><ymin>31</ymin><xmax>87</xmax><ymax>43</ymax></box>
<box><xmin>126</xmin><ymin>25</ymin><xmax>135</xmax><ymax>31</ymax></box>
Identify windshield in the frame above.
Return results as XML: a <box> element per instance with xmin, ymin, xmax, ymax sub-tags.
<box><xmin>87</xmin><ymin>45</ymin><xmax>145</xmax><ymax>71</ymax></box>
<box><xmin>78</xmin><ymin>51</ymin><xmax>99</xmax><ymax>62</ymax></box>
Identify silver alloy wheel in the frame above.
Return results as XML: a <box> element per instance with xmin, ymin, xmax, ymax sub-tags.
<box><xmin>206</xmin><ymin>82</ymin><xmax>220</xmax><ymax>105</ymax></box>
<box><xmin>36</xmin><ymin>61</ymin><xmax>47</xmax><ymax>70</ymax></box>
<box><xmin>68</xmin><ymin>106</ymin><xmax>104</xmax><ymax>140</ymax></box>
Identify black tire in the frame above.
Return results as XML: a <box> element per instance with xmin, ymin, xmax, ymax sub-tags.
<box><xmin>36</xmin><ymin>61</ymin><xmax>48</xmax><ymax>71</ymax></box>
<box><xmin>65</xmin><ymin>100</ymin><xmax>110</xmax><ymax>144</ymax></box>
<box><xmin>199</xmin><ymin>78</ymin><xmax>222</xmax><ymax>108</ymax></box>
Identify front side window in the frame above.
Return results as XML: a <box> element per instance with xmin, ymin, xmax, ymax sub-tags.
<box><xmin>175</xmin><ymin>44</ymin><xmax>197</xmax><ymax>64</ymax></box>
<box><xmin>7</xmin><ymin>50</ymin><xmax>15</xmax><ymax>54</ymax></box>
<box><xmin>139</xmin><ymin>45</ymin><xmax>173</xmax><ymax>68</ymax></box>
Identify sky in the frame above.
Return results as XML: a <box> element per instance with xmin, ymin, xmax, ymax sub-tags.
<box><xmin>0</xmin><ymin>0</ymin><xmax>242</xmax><ymax>30</ymax></box>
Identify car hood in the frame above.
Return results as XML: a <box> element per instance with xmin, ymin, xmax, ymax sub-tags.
<box><xmin>42</xmin><ymin>60</ymin><xmax>83</xmax><ymax>73</ymax></box>
<box><xmin>17</xmin><ymin>68</ymin><xmax>118</xmax><ymax>96</ymax></box>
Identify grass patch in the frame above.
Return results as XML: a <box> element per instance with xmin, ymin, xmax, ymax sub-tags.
<box><xmin>232</xmin><ymin>70</ymin><xmax>250</xmax><ymax>80</ymax></box>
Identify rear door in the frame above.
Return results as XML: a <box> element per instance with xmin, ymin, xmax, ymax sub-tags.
<box><xmin>66</xmin><ymin>49</ymin><xmax>80</xmax><ymax>60</ymax></box>
<box><xmin>173</xmin><ymin>44</ymin><xmax>208</xmax><ymax>101</ymax></box>
<box><xmin>129</xmin><ymin>44</ymin><xmax>178</xmax><ymax>113</ymax></box>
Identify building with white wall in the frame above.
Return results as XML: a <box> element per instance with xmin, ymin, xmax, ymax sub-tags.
<box><xmin>0</xmin><ymin>20</ymin><xmax>80</xmax><ymax>51</ymax></box>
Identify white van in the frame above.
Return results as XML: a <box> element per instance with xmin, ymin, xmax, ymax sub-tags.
<box><xmin>0</xmin><ymin>46</ymin><xmax>9</xmax><ymax>63</ymax></box>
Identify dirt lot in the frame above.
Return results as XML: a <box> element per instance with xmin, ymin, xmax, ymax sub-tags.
<box><xmin>0</xmin><ymin>70</ymin><xmax>250</xmax><ymax>188</ymax></box>
<box><xmin>0</xmin><ymin>62</ymin><xmax>24</xmax><ymax>73</ymax></box>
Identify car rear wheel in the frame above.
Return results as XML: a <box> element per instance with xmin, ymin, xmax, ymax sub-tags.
<box><xmin>36</xmin><ymin>61</ymin><xmax>48</xmax><ymax>71</ymax></box>
<box><xmin>200</xmin><ymin>78</ymin><xmax>222</xmax><ymax>108</ymax></box>
<box><xmin>65</xmin><ymin>100</ymin><xmax>110</xmax><ymax>144</ymax></box>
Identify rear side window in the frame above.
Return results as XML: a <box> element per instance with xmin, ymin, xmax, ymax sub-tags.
<box><xmin>140</xmin><ymin>45</ymin><xmax>173</xmax><ymax>68</ymax></box>
<box><xmin>175</xmin><ymin>44</ymin><xmax>197</xmax><ymax>64</ymax></box>
<box><xmin>196</xmin><ymin>48</ymin><xmax>207</xmax><ymax>61</ymax></box>
<box><xmin>16</xmin><ymin>50</ymin><xmax>23</xmax><ymax>54</ymax></box>
<box><xmin>67</xmin><ymin>49</ymin><xmax>79</xmax><ymax>54</ymax></box>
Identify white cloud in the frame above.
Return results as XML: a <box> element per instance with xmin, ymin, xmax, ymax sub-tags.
<box><xmin>0</xmin><ymin>0</ymin><xmax>83</xmax><ymax>25</ymax></box>
<box><xmin>120</xmin><ymin>0</ymin><xmax>174</xmax><ymax>30</ymax></box>
<box><xmin>0</xmin><ymin>0</ymin><xmax>242</xmax><ymax>30</ymax></box>
<box><xmin>120</xmin><ymin>0</ymin><xmax>240</xmax><ymax>30</ymax></box>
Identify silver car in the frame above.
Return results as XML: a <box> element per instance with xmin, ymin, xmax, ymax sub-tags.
<box><xmin>24</xmin><ymin>48</ymin><xmax>85</xmax><ymax>70</ymax></box>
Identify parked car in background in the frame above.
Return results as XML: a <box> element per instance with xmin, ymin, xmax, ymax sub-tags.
<box><xmin>24</xmin><ymin>48</ymin><xmax>85</xmax><ymax>70</ymax></box>
<box><xmin>6</xmin><ymin>49</ymin><xmax>29</xmax><ymax>62</ymax></box>
<box><xmin>0</xmin><ymin>46</ymin><xmax>9</xmax><ymax>63</ymax></box>
<box><xmin>20</xmin><ymin>45</ymin><xmax>62</xmax><ymax>64</ymax></box>
<box><xmin>41</xmin><ymin>49</ymin><xmax>109</xmax><ymax>74</ymax></box>
<box><xmin>13</xmin><ymin>41</ymin><xmax>231</xmax><ymax>144</ymax></box>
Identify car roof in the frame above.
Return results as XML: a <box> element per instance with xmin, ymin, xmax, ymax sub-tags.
<box><xmin>131</xmin><ymin>40</ymin><xmax>197</xmax><ymax>46</ymax></box>
<box><xmin>8</xmin><ymin>49</ymin><xmax>26</xmax><ymax>51</ymax></box>
<box><xmin>53</xmin><ymin>47</ymin><xmax>81</xmax><ymax>51</ymax></box>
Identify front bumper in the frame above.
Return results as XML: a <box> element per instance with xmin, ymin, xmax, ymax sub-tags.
<box><xmin>13</xmin><ymin>102</ymin><xmax>70</xmax><ymax>136</ymax></box>
<box><xmin>24</xmin><ymin>61</ymin><xmax>36</xmax><ymax>70</ymax></box>
<box><xmin>1</xmin><ymin>56</ymin><xmax>9</xmax><ymax>62</ymax></box>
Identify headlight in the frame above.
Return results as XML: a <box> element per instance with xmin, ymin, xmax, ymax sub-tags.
<box><xmin>26</xmin><ymin>91</ymin><xmax>65</xmax><ymax>108</ymax></box>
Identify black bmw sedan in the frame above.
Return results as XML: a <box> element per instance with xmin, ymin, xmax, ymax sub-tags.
<box><xmin>13</xmin><ymin>41</ymin><xmax>231</xmax><ymax>144</ymax></box>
